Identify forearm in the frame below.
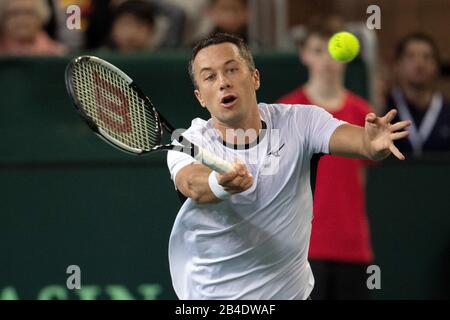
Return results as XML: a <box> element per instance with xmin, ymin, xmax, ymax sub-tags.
<box><xmin>175</xmin><ymin>164</ymin><xmax>221</xmax><ymax>204</ymax></box>
<box><xmin>321</xmin><ymin>110</ymin><xmax>410</xmax><ymax>161</ymax></box>
<box><xmin>329</xmin><ymin>124</ymin><xmax>391</xmax><ymax>161</ymax></box>
<box><xmin>329</xmin><ymin>124</ymin><xmax>371</xmax><ymax>159</ymax></box>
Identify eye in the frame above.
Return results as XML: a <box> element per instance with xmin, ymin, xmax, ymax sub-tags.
<box><xmin>204</xmin><ymin>74</ymin><xmax>216</xmax><ymax>81</ymax></box>
<box><xmin>228</xmin><ymin>67</ymin><xmax>239</xmax><ymax>73</ymax></box>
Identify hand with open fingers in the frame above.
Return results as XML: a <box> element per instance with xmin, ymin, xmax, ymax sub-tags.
<box><xmin>364</xmin><ymin>109</ymin><xmax>412</xmax><ymax>160</ymax></box>
<box><xmin>217</xmin><ymin>160</ymin><xmax>253</xmax><ymax>194</ymax></box>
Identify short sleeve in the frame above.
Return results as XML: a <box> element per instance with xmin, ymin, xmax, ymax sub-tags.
<box><xmin>292</xmin><ymin>105</ymin><xmax>347</xmax><ymax>155</ymax></box>
<box><xmin>166</xmin><ymin>140</ymin><xmax>198</xmax><ymax>189</ymax></box>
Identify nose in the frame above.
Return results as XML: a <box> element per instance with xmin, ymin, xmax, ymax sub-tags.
<box><xmin>218</xmin><ymin>73</ymin><xmax>231</xmax><ymax>90</ymax></box>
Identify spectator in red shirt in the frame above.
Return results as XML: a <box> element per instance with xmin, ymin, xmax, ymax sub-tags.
<box><xmin>278</xmin><ymin>16</ymin><xmax>374</xmax><ymax>299</ymax></box>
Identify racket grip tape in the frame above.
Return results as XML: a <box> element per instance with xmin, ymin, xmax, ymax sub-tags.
<box><xmin>194</xmin><ymin>147</ymin><xmax>235</xmax><ymax>174</ymax></box>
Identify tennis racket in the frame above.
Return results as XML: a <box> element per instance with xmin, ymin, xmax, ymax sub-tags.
<box><xmin>65</xmin><ymin>55</ymin><xmax>234</xmax><ymax>174</ymax></box>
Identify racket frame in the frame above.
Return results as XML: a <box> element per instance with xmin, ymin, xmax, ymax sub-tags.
<box><xmin>65</xmin><ymin>55</ymin><xmax>234</xmax><ymax>173</ymax></box>
<box><xmin>65</xmin><ymin>55</ymin><xmax>181</xmax><ymax>155</ymax></box>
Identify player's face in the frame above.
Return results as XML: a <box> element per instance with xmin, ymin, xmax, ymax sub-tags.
<box><xmin>301</xmin><ymin>35</ymin><xmax>345</xmax><ymax>78</ymax></box>
<box><xmin>193</xmin><ymin>42</ymin><xmax>260</xmax><ymax>127</ymax></box>
<box><xmin>396</xmin><ymin>41</ymin><xmax>438</xmax><ymax>88</ymax></box>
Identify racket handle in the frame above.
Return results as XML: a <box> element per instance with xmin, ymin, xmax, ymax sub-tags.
<box><xmin>195</xmin><ymin>147</ymin><xmax>235</xmax><ymax>174</ymax></box>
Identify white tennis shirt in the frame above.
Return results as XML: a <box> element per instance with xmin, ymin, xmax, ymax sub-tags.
<box><xmin>167</xmin><ymin>103</ymin><xmax>346</xmax><ymax>300</ymax></box>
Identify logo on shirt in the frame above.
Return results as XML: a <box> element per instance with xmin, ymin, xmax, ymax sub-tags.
<box><xmin>267</xmin><ymin>143</ymin><xmax>285</xmax><ymax>157</ymax></box>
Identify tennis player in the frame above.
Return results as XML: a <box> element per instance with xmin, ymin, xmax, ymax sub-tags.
<box><xmin>167</xmin><ymin>33</ymin><xmax>410</xmax><ymax>300</ymax></box>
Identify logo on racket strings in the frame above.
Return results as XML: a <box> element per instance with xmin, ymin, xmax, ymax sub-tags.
<box><xmin>93</xmin><ymin>72</ymin><xmax>133</xmax><ymax>133</ymax></box>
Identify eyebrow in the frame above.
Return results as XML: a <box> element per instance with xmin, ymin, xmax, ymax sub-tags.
<box><xmin>199</xmin><ymin>59</ymin><xmax>238</xmax><ymax>75</ymax></box>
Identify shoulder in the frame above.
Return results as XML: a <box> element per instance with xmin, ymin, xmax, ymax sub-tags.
<box><xmin>259</xmin><ymin>102</ymin><xmax>316</xmax><ymax>117</ymax></box>
<box><xmin>259</xmin><ymin>102</ymin><xmax>330</xmax><ymax>127</ymax></box>
<box><xmin>186</xmin><ymin>117</ymin><xmax>209</xmax><ymax>133</ymax></box>
<box><xmin>178</xmin><ymin>117</ymin><xmax>211</xmax><ymax>144</ymax></box>
<box><xmin>260</xmin><ymin>102</ymin><xmax>326</xmax><ymax>113</ymax></box>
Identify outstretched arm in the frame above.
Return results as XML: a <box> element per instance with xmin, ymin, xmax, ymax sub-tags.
<box><xmin>329</xmin><ymin>109</ymin><xmax>411</xmax><ymax>161</ymax></box>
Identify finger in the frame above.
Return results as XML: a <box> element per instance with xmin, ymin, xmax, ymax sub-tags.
<box><xmin>237</xmin><ymin>165</ymin><xmax>248</xmax><ymax>176</ymax></box>
<box><xmin>240</xmin><ymin>166</ymin><xmax>252</xmax><ymax>177</ymax></box>
<box><xmin>224</xmin><ymin>185</ymin><xmax>247</xmax><ymax>192</ymax></box>
<box><xmin>389</xmin><ymin>143</ymin><xmax>405</xmax><ymax>160</ymax></box>
<box><xmin>217</xmin><ymin>171</ymin><xmax>238</xmax><ymax>184</ymax></box>
<box><xmin>390</xmin><ymin>131</ymin><xmax>410</xmax><ymax>140</ymax></box>
<box><xmin>384</xmin><ymin>109</ymin><xmax>397</xmax><ymax>123</ymax></box>
<box><xmin>225</xmin><ymin>175</ymin><xmax>245</xmax><ymax>188</ymax></box>
<box><xmin>242</xmin><ymin>178</ymin><xmax>253</xmax><ymax>190</ymax></box>
<box><xmin>224</xmin><ymin>175</ymin><xmax>253</xmax><ymax>190</ymax></box>
<box><xmin>241</xmin><ymin>175</ymin><xmax>254</xmax><ymax>190</ymax></box>
<box><xmin>233</xmin><ymin>161</ymin><xmax>248</xmax><ymax>176</ymax></box>
<box><xmin>233</xmin><ymin>158</ymin><xmax>245</xmax><ymax>167</ymax></box>
<box><xmin>233</xmin><ymin>160</ymin><xmax>243</xmax><ymax>169</ymax></box>
<box><xmin>365</xmin><ymin>113</ymin><xmax>377</xmax><ymax>123</ymax></box>
<box><xmin>390</xmin><ymin>120</ymin><xmax>412</xmax><ymax>132</ymax></box>
<box><xmin>224</xmin><ymin>178</ymin><xmax>253</xmax><ymax>193</ymax></box>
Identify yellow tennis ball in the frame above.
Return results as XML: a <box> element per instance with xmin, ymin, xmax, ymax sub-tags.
<box><xmin>328</xmin><ymin>31</ymin><xmax>360</xmax><ymax>63</ymax></box>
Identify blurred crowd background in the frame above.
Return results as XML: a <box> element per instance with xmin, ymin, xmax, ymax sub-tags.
<box><xmin>0</xmin><ymin>0</ymin><xmax>449</xmax><ymax>133</ymax></box>
<box><xmin>0</xmin><ymin>0</ymin><xmax>449</xmax><ymax>300</ymax></box>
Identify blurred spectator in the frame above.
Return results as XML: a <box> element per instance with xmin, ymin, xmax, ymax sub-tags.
<box><xmin>46</xmin><ymin>0</ymin><xmax>185</xmax><ymax>52</ymax></box>
<box><xmin>106</xmin><ymin>0</ymin><xmax>186</xmax><ymax>50</ymax></box>
<box><xmin>192</xmin><ymin>0</ymin><xmax>250</xmax><ymax>46</ymax></box>
<box><xmin>143</xmin><ymin>0</ymin><xmax>186</xmax><ymax>49</ymax></box>
<box><xmin>0</xmin><ymin>0</ymin><xmax>66</xmax><ymax>55</ymax></box>
<box><xmin>278</xmin><ymin>16</ymin><xmax>374</xmax><ymax>300</ymax></box>
<box><xmin>165</xmin><ymin>0</ymin><xmax>209</xmax><ymax>46</ymax></box>
<box><xmin>105</xmin><ymin>0</ymin><xmax>156</xmax><ymax>53</ymax></box>
<box><xmin>386</xmin><ymin>33</ymin><xmax>450</xmax><ymax>156</ymax></box>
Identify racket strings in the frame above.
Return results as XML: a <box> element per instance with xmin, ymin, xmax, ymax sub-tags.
<box><xmin>72</xmin><ymin>60</ymin><xmax>161</xmax><ymax>151</ymax></box>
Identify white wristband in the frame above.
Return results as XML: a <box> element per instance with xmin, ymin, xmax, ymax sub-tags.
<box><xmin>208</xmin><ymin>171</ymin><xmax>231</xmax><ymax>200</ymax></box>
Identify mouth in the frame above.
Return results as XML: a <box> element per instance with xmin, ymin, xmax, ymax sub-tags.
<box><xmin>220</xmin><ymin>94</ymin><xmax>238</xmax><ymax>108</ymax></box>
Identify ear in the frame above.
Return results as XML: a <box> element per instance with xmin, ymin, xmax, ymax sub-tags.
<box><xmin>194</xmin><ymin>89</ymin><xmax>207</xmax><ymax>108</ymax></box>
<box><xmin>253</xmin><ymin>69</ymin><xmax>261</xmax><ymax>91</ymax></box>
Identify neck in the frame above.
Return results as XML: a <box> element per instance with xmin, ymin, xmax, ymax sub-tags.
<box><xmin>213</xmin><ymin>110</ymin><xmax>262</xmax><ymax>145</ymax></box>
<box><xmin>305</xmin><ymin>75</ymin><xmax>344</xmax><ymax>99</ymax></box>
<box><xmin>304</xmin><ymin>76</ymin><xmax>345</xmax><ymax>111</ymax></box>
<box><xmin>400</xmin><ymin>83</ymin><xmax>434</xmax><ymax>110</ymax></box>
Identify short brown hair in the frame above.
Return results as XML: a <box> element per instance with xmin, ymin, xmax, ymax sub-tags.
<box><xmin>188</xmin><ymin>33</ymin><xmax>255</xmax><ymax>88</ymax></box>
<box><xmin>394</xmin><ymin>32</ymin><xmax>440</xmax><ymax>66</ymax></box>
<box><xmin>300</xmin><ymin>15</ymin><xmax>345</xmax><ymax>48</ymax></box>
